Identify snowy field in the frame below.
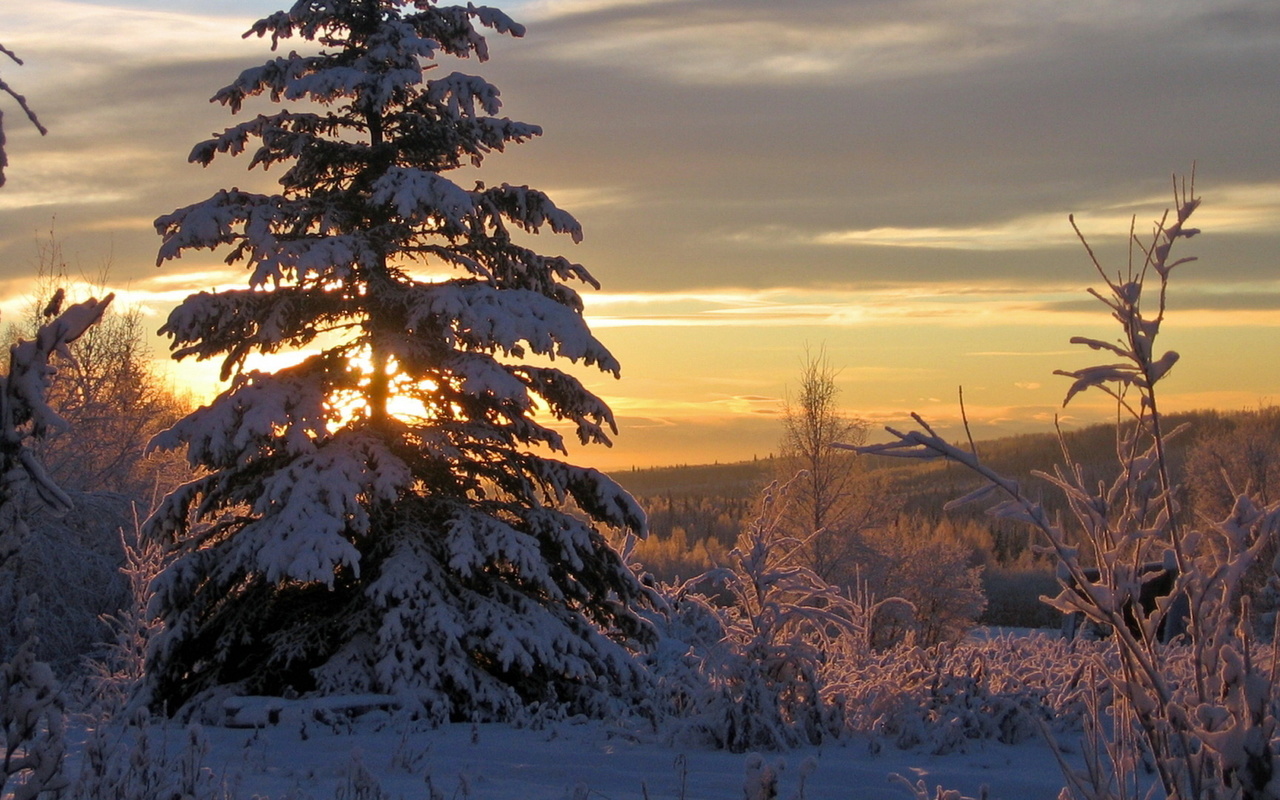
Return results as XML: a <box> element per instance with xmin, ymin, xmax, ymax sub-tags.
<box><xmin>76</xmin><ymin>714</ymin><xmax>1078</xmax><ymax>800</ymax></box>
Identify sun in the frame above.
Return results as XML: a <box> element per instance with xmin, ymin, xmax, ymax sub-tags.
<box><xmin>327</xmin><ymin>345</ymin><xmax>438</xmax><ymax>427</ymax></box>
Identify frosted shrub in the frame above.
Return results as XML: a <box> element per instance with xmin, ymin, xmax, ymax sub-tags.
<box><xmin>892</xmin><ymin>774</ymin><xmax>989</xmax><ymax>800</ymax></box>
<box><xmin>849</xmin><ymin>174</ymin><xmax>1280</xmax><ymax>798</ymax></box>
<box><xmin>864</xmin><ymin>522</ymin><xmax>986</xmax><ymax>646</ymax></box>
<box><xmin>829</xmin><ymin>632</ymin><xmax>1094</xmax><ymax>755</ymax></box>
<box><xmin>742</xmin><ymin>753</ymin><xmax>782</xmax><ymax>800</ymax></box>
<box><xmin>645</xmin><ymin>480</ymin><xmax>1027</xmax><ymax>754</ymax></box>
<box><xmin>334</xmin><ymin>751</ymin><xmax>389</xmax><ymax>800</ymax></box>
<box><xmin>82</xmin><ymin>524</ymin><xmax>167</xmax><ymax>717</ymax></box>
<box><xmin>653</xmin><ymin>482</ymin><xmax>861</xmax><ymax>752</ymax></box>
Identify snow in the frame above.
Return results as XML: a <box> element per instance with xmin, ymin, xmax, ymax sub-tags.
<box><xmin>402</xmin><ymin>282</ymin><xmax>619</xmax><ymax>373</ymax></box>
<box><xmin>371</xmin><ymin>167</ymin><xmax>476</xmax><ymax>227</ymax></box>
<box><xmin>66</xmin><ymin>715</ymin><xmax>1080</xmax><ymax>800</ymax></box>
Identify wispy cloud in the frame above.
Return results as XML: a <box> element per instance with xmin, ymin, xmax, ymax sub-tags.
<box><xmin>520</xmin><ymin>0</ymin><xmax>1121</xmax><ymax>87</ymax></box>
<box><xmin>804</xmin><ymin>182</ymin><xmax>1280</xmax><ymax>251</ymax></box>
<box><xmin>8</xmin><ymin>1</ymin><xmax>261</xmax><ymax>62</ymax></box>
<box><xmin>581</xmin><ymin>279</ymin><xmax>1280</xmax><ymax>329</ymax></box>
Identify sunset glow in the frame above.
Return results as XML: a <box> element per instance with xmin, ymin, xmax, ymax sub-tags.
<box><xmin>3</xmin><ymin>0</ymin><xmax>1278</xmax><ymax>471</ymax></box>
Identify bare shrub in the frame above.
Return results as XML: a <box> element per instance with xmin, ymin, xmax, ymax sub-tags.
<box><xmin>776</xmin><ymin>347</ymin><xmax>891</xmax><ymax>585</ymax></box>
<box><xmin>864</xmin><ymin>521</ymin><xmax>987</xmax><ymax>645</ymax></box>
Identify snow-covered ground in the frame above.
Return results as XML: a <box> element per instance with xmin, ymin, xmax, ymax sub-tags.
<box><xmin>76</xmin><ymin>714</ymin><xmax>1078</xmax><ymax>799</ymax></box>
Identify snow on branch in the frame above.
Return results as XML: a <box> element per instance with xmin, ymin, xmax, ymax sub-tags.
<box><xmin>2</xmin><ymin>295</ymin><xmax>112</xmax><ymax>512</ymax></box>
<box><xmin>150</xmin><ymin>360</ymin><xmax>335</xmax><ymax>469</ymax></box>
<box><xmin>477</xmin><ymin>184</ymin><xmax>584</xmax><ymax>243</ymax></box>
<box><xmin>218</xmin><ymin>430</ymin><xmax>411</xmax><ymax>586</ymax></box>
<box><xmin>159</xmin><ymin>287</ymin><xmax>351</xmax><ymax>378</ymax></box>
<box><xmin>155</xmin><ymin>189</ymin><xmax>283</xmax><ymax>264</ymax></box>
<box><xmin>403</xmin><ymin>282</ymin><xmax>619</xmax><ymax>373</ymax></box>
<box><xmin>514</xmin><ymin>365</ymin><xmax>618</xmax><ymax>445</ymax></box>
<box><xmin>189</xmin><ymin>111</ymin><xmax>332</xmax><ymax>167</ymax></box>
<box><xmin>529</xmin><ymin>458</ymin><xmax>647</xmax><ymax>535</ymax></box>
<box><xmin>371</xmin><ymin>167</ymin><xmax>476</xmax><ymax>229</ymax></box>
<box><xmin>426</xmin><ymin>71</ymin><xmax>506</xmax><ymax>118</ymax></box>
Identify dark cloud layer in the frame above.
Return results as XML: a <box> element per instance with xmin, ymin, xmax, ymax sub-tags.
<box><xmin>3</xmin><ymin>0</ymin><xmax>1278</xmax><ymax>299</ymax></box>
<box><xmin>469</xmin><ymin>0</ymin><xmax>1280</xmax><ymax>289</ymax></box>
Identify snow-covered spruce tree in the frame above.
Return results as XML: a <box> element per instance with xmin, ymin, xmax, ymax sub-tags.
<box><xmin>143</xmin><ymin>1</ymin><xmax>652</xmax><ymax>720</ymax></box>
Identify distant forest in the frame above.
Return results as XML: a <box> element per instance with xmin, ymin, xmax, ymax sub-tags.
<box><xmin>615</xmin><ymin>407</ymin><xmax>1280</xmax><ymax>628</ymax></box>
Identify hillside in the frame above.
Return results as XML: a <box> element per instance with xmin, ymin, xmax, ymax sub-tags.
<box><xmin>615</xmin><ymin>409</ymin><xmax>1237</xmax><ymax>524</ymax></box>
<box><xmin>612</xmin><ymin>409</ymin><xmax>1259</xmax><ymax>628</ymax></box>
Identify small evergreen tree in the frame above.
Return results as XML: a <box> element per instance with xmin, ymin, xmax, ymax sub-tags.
<box><xmin>143</xmin><ymin>0</ymin><xmax>652</xmax><ymax>720</ymax></box>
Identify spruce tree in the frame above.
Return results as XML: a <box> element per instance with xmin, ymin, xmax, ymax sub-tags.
<box><xmin>144</xmin><ymin>0</ymin><xmax>652</xmax><ymax>721</ymax></box>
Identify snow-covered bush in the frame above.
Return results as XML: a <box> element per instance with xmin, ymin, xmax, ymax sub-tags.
<box><xmin>0</xmin><ymin>491</ymin><xmax>132</xmax><ymax>672</ymax></box>
<box><xmin>70</xmin><ymin>722</ymin><xmax>233</xmax><ymax>800</ymax></box>
<box><xmin>650</xmin><ymin>482</ymin><xmax>861</xmax><ymax>752</ymax></box>
<box><xmin>143</xmin><ymin>0</ymin><xmax>653</xmax><ymax>722</ymax></box>
<box><xmin>642</xmin><ymin>480</ymin><xmax>1017</xmax><ymax>754</ymax></box>
<box><xmin>850</xmin><ymin>174</ymin><xmax>1280</xmax><ymax>799</ymax></box>
<box><xmin>0</xmin><ymin>608</ymin><xmax>66</xmax><ymax>800</ymax></box>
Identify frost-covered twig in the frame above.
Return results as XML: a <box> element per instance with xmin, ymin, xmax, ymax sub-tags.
<box><xmin>0</xmin><ymin>42</ymin><xmax>48</xmax><ymax>188</ymax></box>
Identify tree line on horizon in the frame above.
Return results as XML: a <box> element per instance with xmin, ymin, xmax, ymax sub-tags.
<box><xmin>619</xmin><ymin>404</ymin><xmax>1280</xmax><ymax>631</ymax></box>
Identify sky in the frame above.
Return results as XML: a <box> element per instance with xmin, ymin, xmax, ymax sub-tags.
<box><xmin>2</xmin><ymin>0</ymin><xmax>1279</xmax><ymax>470</ymax></box>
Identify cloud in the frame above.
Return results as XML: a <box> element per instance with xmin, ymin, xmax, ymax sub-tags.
<box><xmin>579</xmin><ymin>277</ymin><xmax>1280</xmax><ymax>330</ymax></box>
<box><xmin>7</xmin><ymin>0</ymin><xmax>1278</xmax><ymax>295</ymax></box>
<box><xmin>6</xmin><ymin>2</ymin><xmax>260</xmax><ymax>68</ymax></box>
<box><xmin>583</xmin><ymin>285</ymin><xmax>1081</xmax><ymax>328</ymax></box>
<box><xmin>462</xmin><ymin>0</ymin><xmax>1280</xmax><ymax>294</ymax></box>
<box><xmin>726</xmin><ymin>181</ymin><xmax>1280</xmax><ymax>251</ymax></box>
<box><xmin>517</xmin><ymin>0</ymin><xmax>1124</xmax><ymax>87</ymax></box>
